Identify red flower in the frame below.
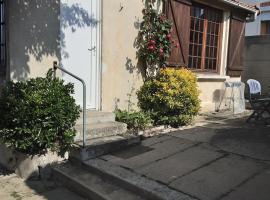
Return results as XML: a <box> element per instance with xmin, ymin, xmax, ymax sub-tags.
<box><xmin>159</xmin><ymin>48</ymin><xmax>164</xmax><ymax>56</ymax></box>
<box><xmin>159</xmin><ymin>15</ymin><xmax>166</xmax><ymax>21</ymax></box>
<box><xmin>175</xmin><ymin>43</ymin><xmax>180</xmax><ymax>48</ymax></box>
<box><xmin>166</xmin><ymin>34</ymin><xmax>172</xmax><ymax>39</ymax></box>
<box><xmin>148</xmin><ymin>45</ymin><xmax>155</xmax><ymax>50</ymax></box>
<box><xmin>149</xmin><ymin>40</ymin><xmax>156</xmax><ymax>45</ymax></box>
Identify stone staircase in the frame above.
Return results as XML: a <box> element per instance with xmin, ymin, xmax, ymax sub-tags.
<box><xmin>53</xmin><ymin>159</ymin><xmax>193</xmax><ymax>200</ymax></box>
<box><xmin>74</xmin><ymin>111</ymin><xmax>127</xmax><ymax>141</ymax></box>
<box><xmin>52</xmin><ymin>111</ymin><xmax>193</xmax><ymax>200</ymax></box>
<box><xmin>70</xmin><ymin>110</ymin><xmax>140</xmax><ymax>161</ymax></box>
<box><xmin>52</xmin><ymin>111</ymin><xmax>147</xmax><ymax>199</ymax></box>
<box><xmin>53</xmin><ymin>162</ymin><xmax>146</xmax><ymax>200</ymax></box>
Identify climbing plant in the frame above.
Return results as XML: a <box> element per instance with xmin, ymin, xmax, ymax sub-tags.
<box><xmin>136</xmin><ymin>1</ymin><xmax>175</xmax><ymax>77</ymax></box>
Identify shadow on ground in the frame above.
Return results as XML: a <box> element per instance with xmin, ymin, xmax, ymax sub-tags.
<box><xmin>103</xmin><ymin>112</ymin><xmax>270</xmax><ymax>200</ymax></box>
<box><xmin>0</xmin><ymin>163</ymin><xmax>85</xmax><ymax>200</ymax></box>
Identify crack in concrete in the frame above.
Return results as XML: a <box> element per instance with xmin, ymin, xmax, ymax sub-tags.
<box><xmin>167</xmin><ymin>154</ymin><xmax>229</xmax><ymax>185</ymax></box>
<box><xmin>216</xmin><ymin>166</ymin><xmax>270</xmax><ymax>200</ymax></box>
<box><xmin>135</xmin><ymin>142</ymin><xmax>203</xmax><ymax>170</ymax></box>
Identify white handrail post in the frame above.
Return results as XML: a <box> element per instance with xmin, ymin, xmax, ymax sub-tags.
<box><xmin>53</xmin><ymin>61</ymin><xmax>87</xmax><ymax>147</ymax></box>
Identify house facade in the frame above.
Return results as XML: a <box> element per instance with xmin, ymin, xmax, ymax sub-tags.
<box><xmin>1</xmin><ymin>0</ymin><xmax>258</xmax><ymax>112</ymax></box>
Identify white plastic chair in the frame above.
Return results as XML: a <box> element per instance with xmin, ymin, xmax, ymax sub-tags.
<box><xmin>246</xmin><ymin>79</ymin><xmax>270</xmax><ymax>122</ymax></box>
<box><xmin>247</xmin><ymin>79</ymin><xmax>261</xmax><ymax>96</ymax></box>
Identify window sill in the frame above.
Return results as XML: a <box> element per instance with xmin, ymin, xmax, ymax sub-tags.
<box><xmin>196</xmin><ymin>74</ymin><xmax>229</xmax><ymax>82</ymax></box>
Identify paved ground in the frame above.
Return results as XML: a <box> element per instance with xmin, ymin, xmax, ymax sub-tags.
<box><xmin>101</xmin><ymin>112</ymin><xmax>270</xmax><ymax>200</ymax></box>
<box><xmin>0</xmin><ymin>166</ymin><xmax>85</xmax><ymax>200</ymax></box>
<box><xmin>1</xmin><ymin>112</ymin><xmax>269</xmax><ymax>200</ymax></box>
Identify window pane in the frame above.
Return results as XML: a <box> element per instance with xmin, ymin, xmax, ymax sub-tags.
<box><xmin>198</xmin><ymin>58</ymin><xmax>201</xmax><ymax>69</ymax></box>
<box><xmin>195</xmin><ymin>18</ymin><xmax>200</xmax><ymax>30</ymax></box>
<box><xmin>190</xmin><ymin>18</ymin><xmax>194</xmax><ymax>30</ymax></box>
<box><xmin>199</xmin><ymin>33</ymin><xmax>203</xmax><ymax>44</ymax></box>
<box><xmin>198</xmin><ymin>45</ymin><xmax>202</xmax><ymax>56</ymax></box>
<box><xmin>193</xmin><ymin>58</ymin><xmax>198</xmax><ymax>69</ymax></box>
<box><xmin>190</xmin><ymin>31</ymin><xmax>194</xmax><ymax>43</ymax></box>
<box><xmin>215</xmin><ymin>24</ymin><xmax>219</xmax><ymax>35</ymax></box>
<box><xmin>189</xmin><ymin>57</ymin><xmax>192</xmax><ymax>67</ymax></box>
<box><xmin>214</xmin><ymin>47</ymin><xmax>217</xmax><ymax>58</ymax></box>
<box><xmin>213</xmin><ymin>59</ymin><xmax>217</xmax><ymax>70</ymax></box>
<box><xmin>199</xmin><ymin>19</ymin><xmax>204</xmax><ymax>32</ymax></box>
<box><xmin>215</xmin><ymin>36</ymin><xmax>218</xmax><ymax>46</ymax></box>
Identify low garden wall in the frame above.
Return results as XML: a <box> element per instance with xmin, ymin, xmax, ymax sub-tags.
<box><xmin>243</xmin><ymin>35</ymin><xmax>270</xmax><ymax>95</ymax></box>
<box><xmin>0</xmin><ymin>144</ymin><xmax>67</xmax><ymax>179</ymax></box>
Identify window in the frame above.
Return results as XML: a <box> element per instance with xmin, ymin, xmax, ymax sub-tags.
<box><xmin>260</xmin><ymin>2</ymin><xmax>270</xmax><ymax>7</ymax></box>
<box><xmin>0</xmin><ymin>0</ymin><xmax>6</xmax><ymax>75</ymax></box>
<box><xmin>261</xmin><ymin>21</ymin><xmax>270</xmax><ymax>35</ymax></box>
<box><xmin>188</xmin><ymin>4</ymin><xmax>223</xmax><ymax>72</ymax></box>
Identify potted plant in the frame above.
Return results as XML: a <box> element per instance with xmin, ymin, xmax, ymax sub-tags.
<box><xmin>0</xmin><ymin>70</ymin><xmax>80</xmax><ymax>179</ymax></box>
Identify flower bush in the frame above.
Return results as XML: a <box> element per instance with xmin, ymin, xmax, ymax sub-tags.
<box><xmin>137</xmin><ymin>68</ymin><xmax>200</xmax><ymax>127</ymax></box>
<box><xmin>136</xmin><ymin>6</ymin><xmax>175</xmax><ymax>77</ymax></box>
<box><xmin>0</xmin><ymin>70</ymin><xmax>80</xmax><ymax>156</ymax></box>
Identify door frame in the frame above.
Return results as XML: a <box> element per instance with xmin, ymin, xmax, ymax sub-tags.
<box><xmin>95</xmin><ymin>0</ymin><xmax>102</xmax><ymax>111</ymax></box>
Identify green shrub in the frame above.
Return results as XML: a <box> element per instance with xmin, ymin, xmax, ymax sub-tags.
<box><xmin>115</xmin><ymin>109</ymin><xmax>152</xmax><ymax>131</ymax></box>
<box><xmin>0</xmin><ymin>70</ymin><xmax>80</xmax><ymax>155</ymax></box>
<box><xmin>137</xmin><ymin>68</ymin><xmax>200</xmax><ymax>127</ymax></box>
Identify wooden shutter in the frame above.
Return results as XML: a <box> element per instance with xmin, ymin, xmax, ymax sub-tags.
<box><xmin>227</xmin><ymin>14</ymin><xmax>246</xmax><ymax>77</ymax></box>
<box><xmin>165</xmin><ymin>0</ymin><xmax>191</xmax><ymax>67</ymax></box>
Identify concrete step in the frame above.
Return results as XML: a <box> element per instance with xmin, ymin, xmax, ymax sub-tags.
<box><xmin>82</xmin><ymin>159</ymin><xmax>196</xmax><ymax>200</ymax></box>
<box><xmin>76</xmin><ymin>111</ymin><xmax>115</xmax><ymax>125</ymax></box>
<box><xmin>75</xmin><ymin>121</ymin><xmax>127</xmax><ymax>141</ymax></box>
<box><xmin>70</xmin><ymin>135</ymin><xmax>140</xmax><ymax>161</ymax></box>
<box><xmin>53</xmin><ymin>162</ymin><xmax>145</xmax><ymax>200</ymax></box>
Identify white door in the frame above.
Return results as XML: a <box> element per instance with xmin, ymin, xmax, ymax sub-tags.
<box><xmin>60</xmin><ymin>0</ymin><xmax>101</xmax><ymax>110</ymax></box>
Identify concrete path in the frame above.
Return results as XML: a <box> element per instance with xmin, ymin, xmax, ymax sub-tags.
<box><xmin>101</xmin><ymin>113</ymin><xmax>270</xmax><ymax>200</ymax></box>
<box><xmin>0</xmin><ymin>166</ymin><xmax>85</xmax><ymax>200</ymax></box>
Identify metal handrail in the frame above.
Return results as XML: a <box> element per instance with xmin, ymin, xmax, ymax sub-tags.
<box><xmin>53</xmin><ymin>61</ymin><xmax>87</xmax><ymax>147</ymax></box>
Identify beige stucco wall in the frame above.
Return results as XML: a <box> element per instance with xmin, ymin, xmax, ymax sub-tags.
<box><xmin>7</xmin><ymin>0</ymin><xmax>60</xmax><ymax>81</ymax></box>
<box><xmin>5</xmin><ymin>0</ymin><xmax>242</xmax><ymax>113</ymax></box>
<box><xmin>198</xmin><ymin>80</ymin><xmax>226</xmax><ymax>112</ymax></box>
<box><xmin>100</xmin><ymin>1</ymin><xmax>238</xmax><ymax>113</ymax></box>
<box><xmin>198</xmin><ymin>77</ymin><xmax>241</xmax><ymax>112</ymax></box>
<box><xmin>101</xmin><ymin>0</ymin><xmax>146</xmax><ymax>112</ymax></box>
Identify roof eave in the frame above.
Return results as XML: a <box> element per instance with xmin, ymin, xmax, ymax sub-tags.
<box><xmin>220</xmin><ymin>0</ymin><xmax>259</xmax><ymax>22</ymax></box>
<box><xmin>221</xmin><ymin>0</ymin><xmax>258</xmax><ymax>13</ymax></box>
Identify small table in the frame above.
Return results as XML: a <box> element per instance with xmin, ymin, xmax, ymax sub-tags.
<box><xmin>217</xmin><ymin>81</ymin><xmax>245</xmax><ymax>114</ymax></box>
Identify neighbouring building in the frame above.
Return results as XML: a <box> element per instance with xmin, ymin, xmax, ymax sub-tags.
<box><xmin>0</xmin><ymin>0</ymin><xmax>259</xmax><ymax>112</ymax></box>
<box><xmin>242</xmin><ymin>0</ymin><xmax>270</xmax><ymax>35</ymax></box>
